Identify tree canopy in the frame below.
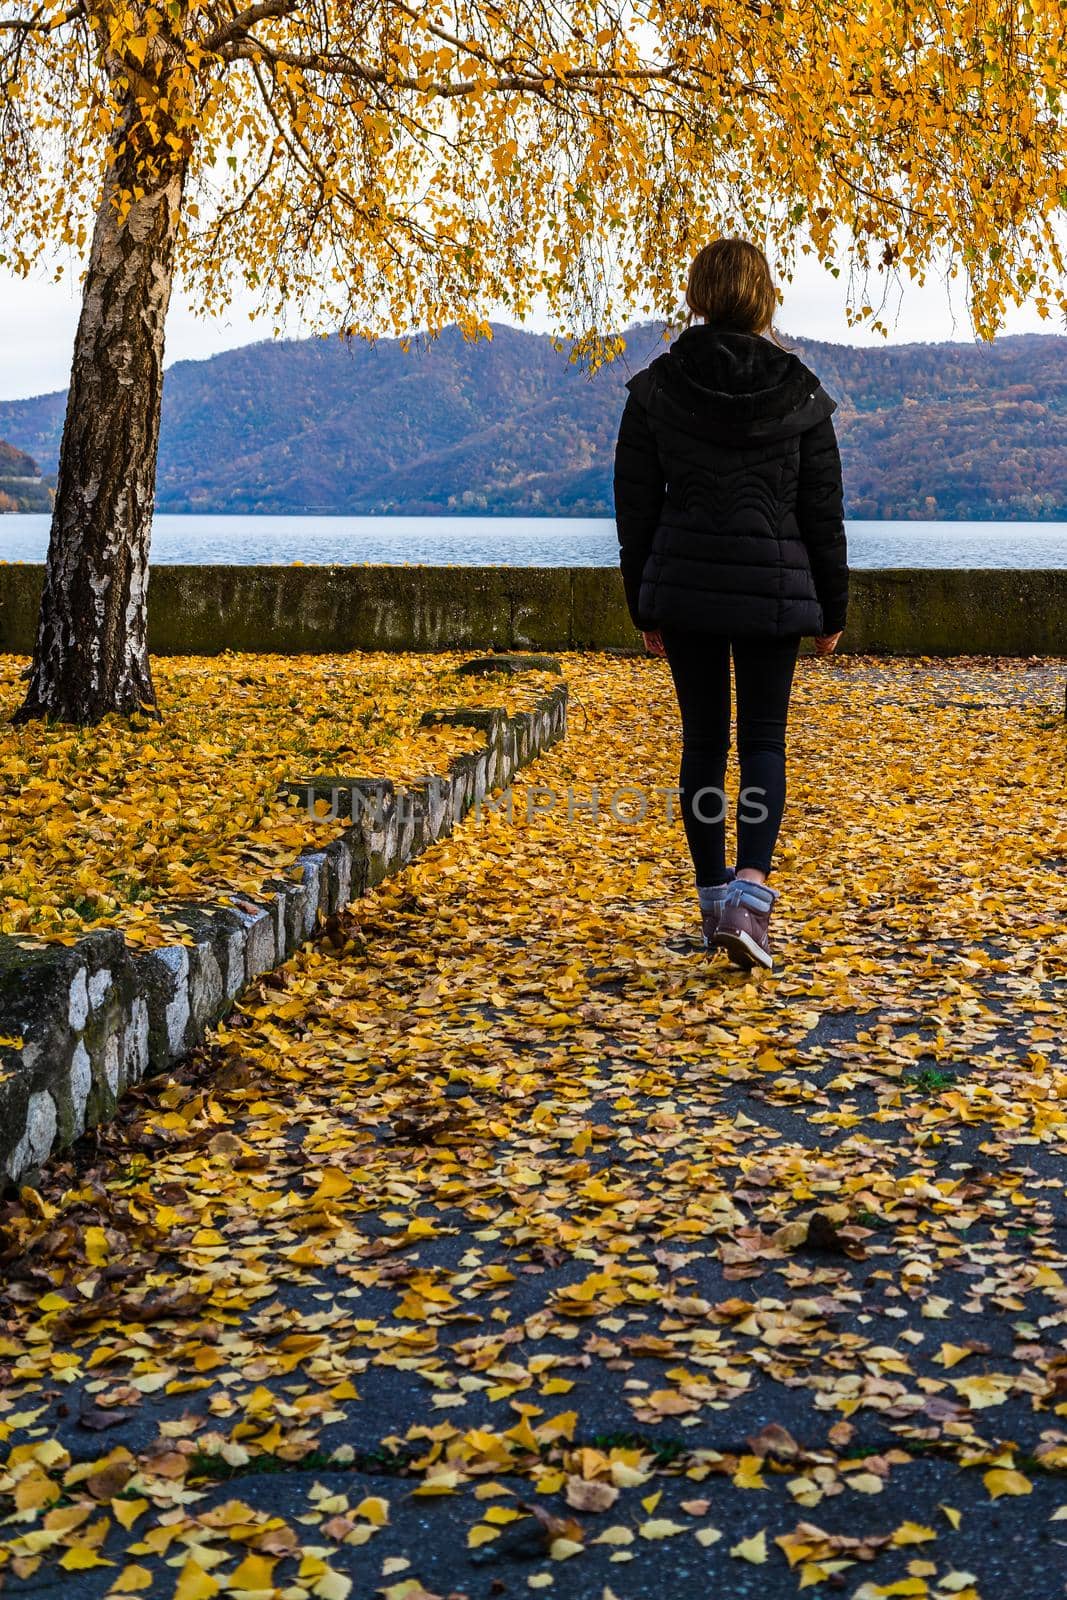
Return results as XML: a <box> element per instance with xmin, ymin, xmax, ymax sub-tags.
<box><xmin>3</xmin><ymin>0</ymin><xmax>1065</xmax><ymax>351</ymax></box>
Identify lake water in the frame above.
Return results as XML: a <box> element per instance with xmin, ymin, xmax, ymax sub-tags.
<box><xmin>3</xmin><ymin>514</ymin><xmax>1067</xmax><ymax>568</ymax></box>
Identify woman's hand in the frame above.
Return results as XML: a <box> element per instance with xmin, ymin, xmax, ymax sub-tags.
<box><xmin>813</xmin><ymin>631</ymin><xmax>842</xmax><ymax>656</ymax></box>
<box><xmin>642</xmin><ymin>629</ymin><xmax>666</xmax><ymax>658</ymax></box>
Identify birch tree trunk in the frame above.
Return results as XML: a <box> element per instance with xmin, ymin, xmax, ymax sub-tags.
<box><xmin>14</xmin><ymin>118</ymin><xmax>186</xmax><ymax>726</ymax></box>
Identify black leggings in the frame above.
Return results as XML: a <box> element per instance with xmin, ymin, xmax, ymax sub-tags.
<box><xmin>660</xmin><ymin>629</ymin><xmax>801</xmax><ymax>884</ymax></box>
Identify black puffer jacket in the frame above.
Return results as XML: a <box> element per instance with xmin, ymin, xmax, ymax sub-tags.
<box><xmin>614</xmin><ymin>325</ymin><xmax>849</xmax><ymax>637</ymax></box>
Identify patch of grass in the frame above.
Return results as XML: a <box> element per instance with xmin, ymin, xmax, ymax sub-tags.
<box><xmin>63</xmin><ymin>894</ymin><xmax>104</xmax><ymax>921</ymax></box>
<box><xmin>588</xmin><ymin>1429</ymin><xmax>689</xmax><ymax>1466</ymax></box>
<box><xmin>902</xmin><ymin>1067</ymin><xmax>957</xmax><ymax>1095</ymax></box>
<box><xmin>186</xmin><ymin>1430</ymin><xmax>696</xmax><ymax>1486</ymax></box>
<box><xmin>186</xmin><ymin>1443</ymin><xmax>422</xmax><ymax>1482</ymax></box>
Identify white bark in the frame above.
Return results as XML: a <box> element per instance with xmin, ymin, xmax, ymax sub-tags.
<box><xmin>15</xmin><ymin>121</ymin><xmax>186</xmax><ymax>724</ymax></box>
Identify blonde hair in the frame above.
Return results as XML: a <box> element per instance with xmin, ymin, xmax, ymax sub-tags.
<box><xmin>685</xmin><ymin>239</ymin><xmax>783</xmax><ymax>341</ymax></box>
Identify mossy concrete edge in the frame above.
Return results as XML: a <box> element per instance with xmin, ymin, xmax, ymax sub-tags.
<box><xmin>2</xmin><ymin>566</ymin><xmax>1065</xmax><ymax>656</ymax></box>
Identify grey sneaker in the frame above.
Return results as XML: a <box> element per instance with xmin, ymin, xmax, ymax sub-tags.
<box><xmin>698</xmin><ymin>869</ymin><xmax>735</xmax><ymax>949</ymax></box>
<box><xmin>711</xmin><ymin>878</ymin><xmax>779</xmax><ymax>970</ymax></box>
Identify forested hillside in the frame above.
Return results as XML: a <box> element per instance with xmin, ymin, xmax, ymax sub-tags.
<box><xmin>1</xmin><ymin>324</ymin><xmax>1063</xmax><ymax>519</ymax></box>
<box><xmin>0</xmin><ymin>439</ymin><xmax>51</xmax><ymax>513</ymax></box>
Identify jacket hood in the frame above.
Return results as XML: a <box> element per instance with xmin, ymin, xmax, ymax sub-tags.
<box><xmin>627</xmin><ymin>324</ymin><xmax>836</xmax><ymax>443</ymax></box>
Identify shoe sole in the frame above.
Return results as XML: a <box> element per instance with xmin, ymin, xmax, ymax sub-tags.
<box><xmin>711</xmin><ymin>929</ymin><xmax>773</xmax><ymax>970</ymax></box>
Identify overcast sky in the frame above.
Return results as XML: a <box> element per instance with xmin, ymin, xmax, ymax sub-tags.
<box><xmin>0</xmin><ymin>251</ymin><xmax>1061</xmax><ymax>403</ymax></box>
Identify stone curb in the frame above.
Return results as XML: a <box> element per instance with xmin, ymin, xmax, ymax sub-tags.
<box><xmin>0</xmin><ymin>682</ymin><xmax>568</xmax><ymax>1185</ymax></box>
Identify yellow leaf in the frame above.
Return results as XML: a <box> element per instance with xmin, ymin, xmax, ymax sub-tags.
<box><xmin>951</xmin><ymin>1374</ymin><xmax>1010</xmax><ymax>1408</ymax></box>
<box><xmin>730</xmin><ymin>1530</ymin><xmax>768</xmax><ymax>1564</ymax></box>
<box><xmin>353</xmin><ymin>1495</ymin><xmax>389</xmax><ymax>1525</ymax></box>
<box><xmin>174</xmin><ymin>1560</ymin><xmax>220</xmax><ymax>1600</ymax></box>
<box><xmin>340</xmin><ymin>1526</ymin><xmax>376</xmax><ymax>1548</ymax></box>
<box><xmin>411</xmin><ymin>1471</ymin><xmax>460</xmax><ymax>1496</ymax></box>
<box><xmin>934</xmin><ymin>1343</ymin><xmax>974</xmax><ymax>1369</ymax></box>
<box><xmin>85</xmin><ymin>1226</ymin><xmax>109</xmax><ymax>1265</ymax></box>
<box><xmin>610</xmin><ymin>1462</ymin><xmax>647</xmax><ymax>1488</ymax></box>
<box><xmin>59</xmin><ymin>1549</ymin><xmax>115</xmax><ymax>1572</ymax></box>
<box><xmin>537</xmin><ymin>1469</ymin><xmax>567</xmax><ymax>1493</ymax></box>
<box><xmin>227</xmin><ymin>1554</ymin><xmax>276</xmax><ymax>1590</ymax></box>
<box><xmin>984</xmin><ymin>1468</ymin><xmax>1032</xmax><ymax>1498</ymax></box>
<box><xmin>506</xmin><ymin>1414</ymin><xmax>540</xmax><ymax>1452</ymax></box>
<box><xmin>311</xmin><ymin>1166</ymin><xmax>353</xmax><ymax>1202</ymax></box>
<box><xmin>111</xmin><ymin>1565</ymin><xmax>154</xmax><ymax>1593</ymax></box>
<box><xmin>468</xmin><ymin>1526</ymin><xmax>499</xmax><ymax>1549</ymax></box>
<box><xmin>311</xmin><ymin>1571</ymin><xmax>351</xmax><ymax>1600</ymax></box>
<box><xmin>891</xmin><ymin>1522</ymin><xmax>936</xmax><ymax>1545</ymax></box>
<box><xmin>113</xmin><ymin>1498</ymin><xmax>149</xmax><ymax>1531</ymax></box>
<box><xmin>548</xmin><ymin>1538</ymin><xmax>583</xmax><ymax>1560</ymax></box>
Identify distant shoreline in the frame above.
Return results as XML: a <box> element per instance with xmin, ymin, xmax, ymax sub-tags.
<box><xmin>6</xmin><ymin>508</ymin><xmax>1067</xmax><ymax>522</ymax></box>
<box><xmin>4</xmin><ymin>512</ymin><xmax>1067</xmax><ymax>573</ymax></box>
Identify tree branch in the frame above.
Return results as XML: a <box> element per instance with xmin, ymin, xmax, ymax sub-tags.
<box><xmin>0</xmin><ymin>2</ymin><xmax>82</xmax><ymax>34</ymax></box>
<box><xmin>203</xmin><ymin>0</ymin><xmax>296</xmax><ymax>53</ymax></box>
<box><xmin>223</xmin><ymin>33</ymin><xmax>699</xmax><ymax>103</ymax></box>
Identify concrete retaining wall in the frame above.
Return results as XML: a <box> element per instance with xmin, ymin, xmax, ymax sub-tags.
<box><xmin>0</xmin><ymin>683</ymin><xmax>568</xmax><ymax>1185</ymax></box>
<box><xmin>1</xmin><ymin>565</ymin><xmax>1065</xmax><ymax>655</ymax></box>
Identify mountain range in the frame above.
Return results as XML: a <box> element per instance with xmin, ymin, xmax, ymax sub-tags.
<box><xmin>1</xmin><ymin>322</ymin><xmax>1064</xmax><ymax>520</ymax></box>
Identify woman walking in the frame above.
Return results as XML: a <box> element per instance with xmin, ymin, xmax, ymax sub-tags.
<box><xmin>614</xmin><ymin>239</ymin><xmax>848</xmax><ymax>971</ymax></box>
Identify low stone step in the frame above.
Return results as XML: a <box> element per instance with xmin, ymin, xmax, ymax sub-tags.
<box><xmin>455</xmin><ymin>653</ymin><xmax>563</xmax><ymax>676</ymax></box>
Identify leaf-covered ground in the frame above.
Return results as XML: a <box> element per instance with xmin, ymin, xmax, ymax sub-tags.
<box><xmin>0</xmin><ymin>653</ymin><xmax>557</xmax><ymax>946</ymax></box>
<box><xmin>2</xmin><ymin>654</ymin><xmax>1066</xmax><ymax>1600</ymax></box>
